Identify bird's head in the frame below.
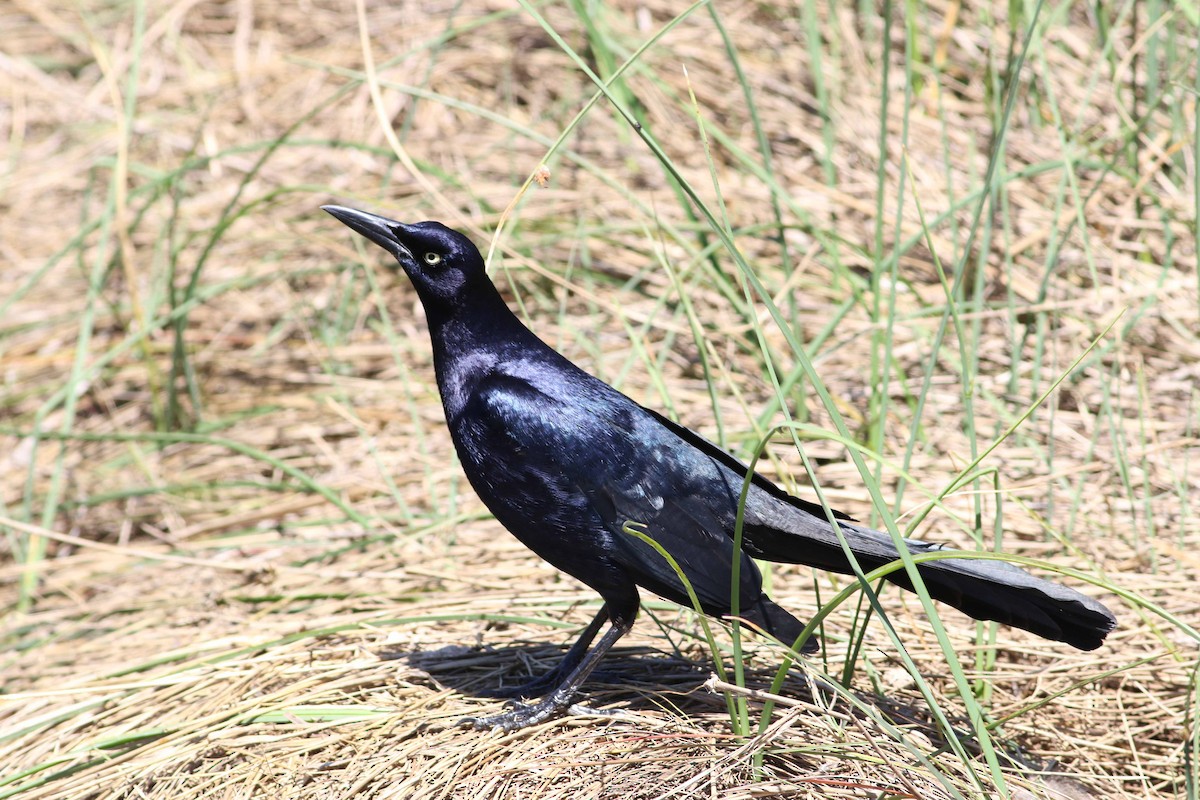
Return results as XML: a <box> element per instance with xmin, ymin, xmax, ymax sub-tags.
<box><xmin>322</xmin><ymin>205</ymin><xmax>488</xmax><ymax>310</ymax></box>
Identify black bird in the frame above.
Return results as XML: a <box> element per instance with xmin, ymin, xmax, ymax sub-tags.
<box><xmin>323</xmin><ymin>205</ymin><xmax>1116</xmax><ymax>731</ymax></box>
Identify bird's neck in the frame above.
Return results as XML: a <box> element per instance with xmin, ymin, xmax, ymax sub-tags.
<box><xmin>425</xmin><ymin>288</ymin><xmax>545</xmax><ymax>422</ymax></box>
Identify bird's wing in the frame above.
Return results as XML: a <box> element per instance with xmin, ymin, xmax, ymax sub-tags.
<box><xmin>469</xmin><ymin>371</ymin><xmax>764</xmax><ymax>614</ymax></box>
<box><xmin>639</xmin><ymin>399</ymin><xmax>1118</xmax><ymax>650</ymax></box>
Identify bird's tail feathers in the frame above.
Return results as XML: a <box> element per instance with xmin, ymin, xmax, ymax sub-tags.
<box><xmin>746</xmin><ymin>520</ymin><xmax>1115</xmax><ymax>651</ymax></box>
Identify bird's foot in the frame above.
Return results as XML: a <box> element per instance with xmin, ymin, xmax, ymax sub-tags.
<box><xmin>460</xmin><ymin>694</ymin><xmax>572</xmax><ymax>732</ymax></box>
<box><xmin>460</xmin><ymin>690</ymin><xmax>623</xmax><ymax>731</ymax></box>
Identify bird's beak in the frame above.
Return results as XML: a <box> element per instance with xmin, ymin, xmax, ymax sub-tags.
<box><xmin>322</xmin><ymin>205</ymin><xmax>414</xmax><ymax>261</ymax></box>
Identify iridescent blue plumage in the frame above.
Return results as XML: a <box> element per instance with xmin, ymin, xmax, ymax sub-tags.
<box><xmin>323</xmin><ymin>204</ymin><xmax>1116</xmax><ymax>731</ymax></box>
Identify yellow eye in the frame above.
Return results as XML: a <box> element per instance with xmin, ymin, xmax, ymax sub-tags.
<box><xmin>423</xmin><ymin>252</ymin><xmax>442</xmax><ymax>266</ymax></box>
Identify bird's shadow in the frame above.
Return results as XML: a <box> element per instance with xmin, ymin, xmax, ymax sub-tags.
<box><xmin>387</xmin><ymin>639</ymin><xmax>724</xmax><ymax>717</ymax></box>
<box><xmin>385</xmin><ymin>637</ymin><xmax>1058</xmax><ymax>777</ymax></box>
<box><xmin>388</xmin><ymin>637</ymin><xmax>909</xmax><ymax>728</ymax></box>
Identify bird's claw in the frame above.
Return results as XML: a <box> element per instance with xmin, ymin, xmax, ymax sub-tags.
<box><xmin>457</xmin><ymin>687</ymin><xmax>624</xmax><ymax>731</ymax></box>
<box><xmin>459</xmin><ymin>698</ymin><xmax>567</xmax><ymax>731</ymax></box>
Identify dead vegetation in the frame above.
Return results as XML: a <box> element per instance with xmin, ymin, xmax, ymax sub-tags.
<box><xmin>1</xmin><ymin>1</ymin><xmax>1197</xmax><ymax>798</ymax></box>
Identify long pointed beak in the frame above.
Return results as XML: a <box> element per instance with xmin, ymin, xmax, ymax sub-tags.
<box><xmin>322</xmin><ymin>205</ymin><xmax>413</xmax><ymax>260</ymax></box>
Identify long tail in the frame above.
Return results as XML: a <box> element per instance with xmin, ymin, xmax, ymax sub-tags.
<box><xmin>744</xmin><ymin>519</ymin><xmax>1116</xmax><ymax>651</ymax></box>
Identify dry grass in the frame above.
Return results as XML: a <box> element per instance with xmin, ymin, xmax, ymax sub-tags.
<box><xmin>2</xmin><ymin>1</ymin><xmax>1198</xmax><ymax>798</ymax></box>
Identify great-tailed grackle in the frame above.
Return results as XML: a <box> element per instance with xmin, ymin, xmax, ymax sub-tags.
<box><xmin>323</xmin><ymin>205</ymin><xmax>1116</xmax><ymax>731</ymax></box>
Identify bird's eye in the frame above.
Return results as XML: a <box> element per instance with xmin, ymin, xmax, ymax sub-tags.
<box><xmin>423</xmin><ymin>252</ymin><xmax>442</xmax><ymax>266</ymax></box>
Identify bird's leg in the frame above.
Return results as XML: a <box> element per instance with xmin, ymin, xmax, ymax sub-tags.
<box><xmin>462</xmin><ymin>613</ymin><xmax>634</xmax><ymax>731</ymax></box>
<box><xmin>482</xmin><ymin>605</ymin><xmax>609</xmax><ymax>699</ymax></box>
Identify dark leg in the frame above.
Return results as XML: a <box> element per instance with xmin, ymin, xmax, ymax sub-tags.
<box><xmin>483</xmin><ymin>605</ymin><xmax>609</xmax><ymax>699</ymax></box>
<box><xmin>463</xmin><ymin>594</ymin><xmax>638</xmax><ymax>731</ymax></box>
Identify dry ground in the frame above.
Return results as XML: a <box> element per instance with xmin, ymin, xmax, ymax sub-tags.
<box><xmin>2</xmin><ymin>1</ymin><xmax>1198</xmax><ymax>798</ymax></box>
